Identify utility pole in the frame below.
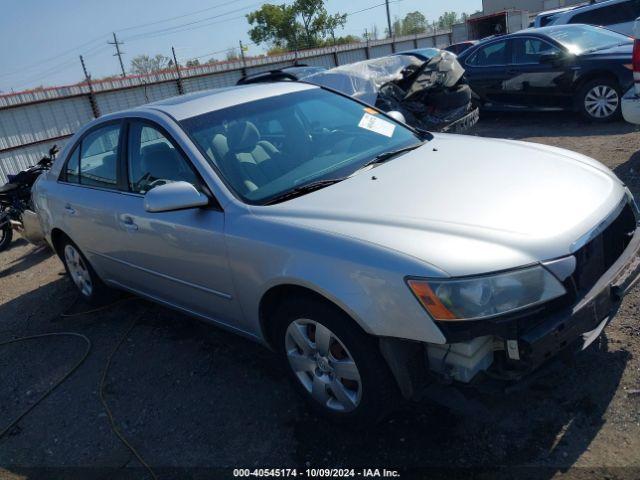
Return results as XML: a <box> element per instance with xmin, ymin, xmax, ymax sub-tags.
<box><xmin>79</xmin><ymin>55</ymin><xmax>100</xmax><ymax>118</ymax></box>
<box><xmin>171</xmin><ymin>46</ymin><xmax>184</xmax><ymax>95</ymax></box>
<box><xmin>108</xmin><ymin>32</ymin><xmax>126</xmax><ymax>77</ymax></box>
<box><xmin>364</xmin><ymin>28</ymin><xmax>370</xmax><ymax>59</ymax></box>
<box><xmin>239</xmin><ymin>40</ymin><xmax>247</xmax><ymax>76</ymax></box>
<box><xmin>385</xmin><ymin>0</ymin><xmax>392</xmax><ymax>38</ymax></box>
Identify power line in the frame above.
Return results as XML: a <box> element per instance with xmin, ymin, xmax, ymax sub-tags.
<box><xmin>122</xmin><ymin>1</ymin><xmax>265</xmax><ymax>42</ymax></box>
<box><xmin>0</xmin><ymin>34</ymin><xmax>108</xmax><ymax>80</ymax></box>
<box><xmin>14</xmin><ymin>43</ymin><xmax>109</xmax><ymax>90</ymax></box>
<box><xmin>181</xmin><ymin>0</ymin><xmax>402</xmax><ymax>60</ymax></box>
<box><xmin>0</xmin><ymin>0</ymin><xmax>258</xmax><ymax>82</ymax></box>
<box><xmin>115</xmin><ymin>0</ymin><xmax>251</xmax><ymax>33</ymax></box>
<box><xmin>123</xmin><ymin>14</ymin><xmax>250</xmax><ymax>44</ymax></box>
<box><xmin>6</xmin><ymin>0</ymin><xmax>404</xmax><ymax>90</ymax></box>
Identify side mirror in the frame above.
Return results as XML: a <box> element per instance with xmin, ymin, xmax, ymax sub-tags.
<box><xmin>144</xmin><ymin>181</ymin><xmax>209</xmax><ymax>213</ymax></box>
<box><xmin>539</xmin><ymin>51</ymin><xmax>568</xmax><ymax>65</ymax></box>
<box><xmin>386</xmin><ymin>110</ymin><xmax>407</xmax><ymax>124</ymax></box>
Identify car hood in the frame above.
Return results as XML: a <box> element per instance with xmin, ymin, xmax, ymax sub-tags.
<box><xmin>258</xmin><ymin>133</ymin><xmax>626</xmax><ymax>277</ymax></box>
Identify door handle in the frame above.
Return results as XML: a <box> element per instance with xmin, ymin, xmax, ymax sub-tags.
<box><xmin>120</xmin><ymin>216</ymin><xmax>138</xmax><ymax>231</ymax></box>
<box><xmin>64</xmin><ymin>204</ymin><xmax>76</xmax><ymax>215</ymax></box>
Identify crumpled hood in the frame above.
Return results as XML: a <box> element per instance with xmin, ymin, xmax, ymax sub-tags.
<box><xmin>259</xmin><ymin>133</ymin><xmax>626</xmax><ymax>276</ymax></box>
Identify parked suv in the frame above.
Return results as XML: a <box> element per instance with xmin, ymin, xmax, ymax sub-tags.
<box><xmin>546</xmin><ymin>0</ymin><xmax>640</xmax><ymax>35</ymax></box>
<box><xmin>33</xmin><ymin>82</ymin><xmax>640</xmax><ymax>423</ymax></box>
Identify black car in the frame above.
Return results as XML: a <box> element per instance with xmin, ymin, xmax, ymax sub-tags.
<box><xmin>457</xmin><ymin>24</ymin><xmax>633</xmax><ymax>121</ymax></box>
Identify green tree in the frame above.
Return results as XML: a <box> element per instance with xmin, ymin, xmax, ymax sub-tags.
<box><xmin>391</xmin><ymin>11</ymin><xmax>427</xmax><ymax>37</ymax></box>
<box><xmin>247</xmin><ymin>0</ymin><xmax>347</xmax><ymax>49</ymax></box>
<box><xmin>437</xmin><ymin>11</ymin><xmax>461</xmax><ymax>30</ymax></box>
<box><xmin>319</xmin><ymin>11</ymin><xmax>348</xmax><ymax>44</ymax></box>
<box><xmin>130</xmin><ymin>54</ymin><xmax>172</xmax><ymax>75</ymax></box>
<box><xmin>185</xmin><ymin>59</ymin><xmax>200</xmax><ymax>67</ymax></box>
<box><xmin>246</xmin><ymin>3</ymin><xmax>298</xmax><ymax>49</ymax></box>
<box><xmin>402</xmin><ymin>11</ymin><xmax>427</xmax><ymax>35</ymax></box>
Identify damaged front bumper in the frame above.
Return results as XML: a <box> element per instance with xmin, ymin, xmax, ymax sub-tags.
<box><xmin>381</xmin><ymin>226</ymin><xmax>640</xmax><ymax>401</ymax></box>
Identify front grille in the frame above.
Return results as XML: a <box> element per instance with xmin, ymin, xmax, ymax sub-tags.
<box><xmin>570</xmin><ymin>202</ymin><xmax>636</xmax><ymax>295</ymax></box>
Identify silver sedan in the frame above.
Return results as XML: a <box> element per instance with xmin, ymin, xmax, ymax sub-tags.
<box><xmin>33</xmin><ymin>82</ymin><xmax>640</xmax><ymax>423</ymax></box>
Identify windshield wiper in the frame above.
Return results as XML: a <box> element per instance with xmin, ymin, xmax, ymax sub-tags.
<box><xmin>357</xmin><ymin>142</ymin><xmax>425</xmax><ymax>172</ymax></box>
<box><xmin>263</xmin><ymin>178</ymin><xmax>345</xmax><ymax>205</ymax></box>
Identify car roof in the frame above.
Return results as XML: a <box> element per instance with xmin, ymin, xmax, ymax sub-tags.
<box><xmin>140</xmin><ymin>82</ymin><xmax>318</xmax><ymax>120</ymax></box>
<box><xmin>557</xmin><ymin>0</ymin><xmax>625</xmax><ymax>16</ymax></box>
<box><xmin>472</xmin><ymin>23</ymin><xmax>605</xmax><ymax>41</ymax></box>
<box><xmin>536</xmin><ymin>5</ymin><xmax>581</xmax><ymax>18</ymax></box>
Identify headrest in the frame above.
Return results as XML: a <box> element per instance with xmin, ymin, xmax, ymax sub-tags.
<box><xmin>141</xmin><ymin>142</ymin><xmax>172</xmax><ymax>158</ymax></box>
<box><xmin>141</xmin><ymin>142</ymin><xmax>178</xmax><ymax>179</ymax></box>
<box><xmin>226</xmin><ymin>121</ymin><xmax>259</xmax><ymax>153</ymax></box>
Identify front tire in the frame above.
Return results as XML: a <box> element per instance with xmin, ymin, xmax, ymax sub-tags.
<box><xmin>274</xmin><ymin>297</ymin><xmax>398</xmax><ymax>424</ymax></box>
<box><xmin>0</xmin><ymin>221</ymin><xmax>13</xmax><ymax>252</ymax></box>
<box><xmin>578</xmin><ymin>78</ymin><xmax>621</xmax><ymax>122</ymax></box>
<box><xmin>60</xmin><ymin>239</ymin><xmax>114</xmax><ymax>305</ymax></box>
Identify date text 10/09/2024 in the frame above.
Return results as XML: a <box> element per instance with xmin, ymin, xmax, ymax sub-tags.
<box><xmin>233</xmin><ymin>469</ymin><xmax>401</xmax><ymax>478</ymax></box>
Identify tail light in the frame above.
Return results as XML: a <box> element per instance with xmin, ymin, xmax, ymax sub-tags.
<box><xmin>633</xmin><ymin>38</ymin><xmax>640</xmax><ymax>73</ymax></box>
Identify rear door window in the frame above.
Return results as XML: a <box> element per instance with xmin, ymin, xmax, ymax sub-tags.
<box><xmin>62</xmin><ymin>123</ymin><xmax>121</xmax><ymax>188</ymax></box>
<box><xmin>467</xmin><ymin>41</ymin><xmax>508</xmax><ymax>66</ymax></box>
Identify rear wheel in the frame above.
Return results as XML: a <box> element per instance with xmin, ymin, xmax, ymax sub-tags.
<box><xmin>0</xmin><ymin>220</ymin><xmax>12</xmax><ymax>252</ymax></box>
<box><xmin>274</xmin><ymin>297</ymin><xmax>398</xmax><ymax>425</ymax></box>
<box><xmin>578</xmin><ymin>79</ymin><xmax>621</xmax><ymax>122</ymax></box>
<box><xmin>60</xmin><ymin>239</ymin><xmax>115</xmax><ymax>305</ymax></box>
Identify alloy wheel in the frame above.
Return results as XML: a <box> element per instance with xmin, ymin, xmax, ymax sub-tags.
<box><xmin>285</xmin><ymin>319</ymin><xmax>362</xmax><ymax>412</ymax></box>
<box><xmin>64</xmin><ymin>244</ymin><xmax>93</xmax><ymax>297</ymax></box>
<box><xmin>584</xmin><ymin>85</ymin><xmax>619</xmax><ymax>119</ymax></box>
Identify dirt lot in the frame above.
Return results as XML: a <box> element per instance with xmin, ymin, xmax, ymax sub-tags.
<box><xmin>1</xmin><ymin>112</ymin><xmax>640</xmax><ymax>479</ymax></box>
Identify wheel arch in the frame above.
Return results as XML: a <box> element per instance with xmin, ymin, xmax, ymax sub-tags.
<box><xmin>572</xmin><ymin>70</ymin><xmax>621</xmax><ymax>108</ymax></box>
<box><xmin>258</xmin><ymin>283</ymin><xmax>370</xmax><ymax>351</ymax></box>
<box><xmin>50</xmin><ymin>227</ymin><xmax>71</xmax><ymax>259</ymax></box>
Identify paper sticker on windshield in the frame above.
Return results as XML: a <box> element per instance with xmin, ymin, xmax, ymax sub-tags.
<box><xmin>358</xmin><ymin>112</ymin><xmax>395</xmax><ymax>138</ymax></box>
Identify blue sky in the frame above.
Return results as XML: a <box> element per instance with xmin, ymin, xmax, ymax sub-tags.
<box><xmin>0</xmin><ymin>0</ymin><xmax>481</xmax><ymax>92</ymax></box>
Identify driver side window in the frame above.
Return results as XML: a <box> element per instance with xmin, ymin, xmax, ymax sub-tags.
<box><xmin>127</xmin><ymin>122</ymin><xmax>198</xmax><ymax>194</ymax></box>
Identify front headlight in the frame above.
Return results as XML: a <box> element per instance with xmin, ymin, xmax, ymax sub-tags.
<box><xmin>407</xmin><ymin>266</ymin><xmax>566</xmax><ymax>321</ymax></box>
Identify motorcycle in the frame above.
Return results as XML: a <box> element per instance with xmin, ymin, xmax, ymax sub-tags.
<box><xmin>0</xmin><ymin>145</ymin><xmax>57</xmax><ymax>252</ymax></box>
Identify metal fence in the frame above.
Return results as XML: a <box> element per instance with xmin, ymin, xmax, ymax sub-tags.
<box><xmin>0</xmin><ymin>29</ymin><xmax>454</xmax><ymax>182</ymax></box>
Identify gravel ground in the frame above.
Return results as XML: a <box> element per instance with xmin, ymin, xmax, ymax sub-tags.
<box><xmin>1</xmin><ymin>111</ymin><xmax>639</xmax><ymax>479</ymax></box>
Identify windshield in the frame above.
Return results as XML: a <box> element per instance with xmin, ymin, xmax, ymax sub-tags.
<box><xmin>181</xmin><ymin>88</ymin><xmax>422</xmax><ymax>204</ymax></box>
<box><xmin>544</xmin><ymin>24</ymin><xmax>631</xmax><ymax>54</ymax></box>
